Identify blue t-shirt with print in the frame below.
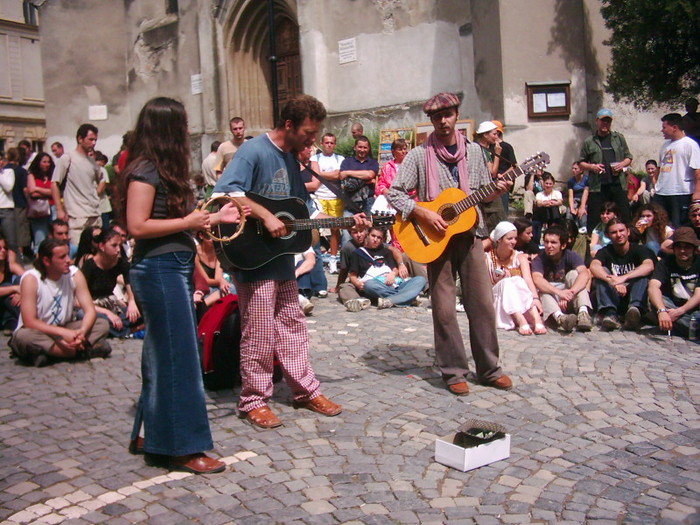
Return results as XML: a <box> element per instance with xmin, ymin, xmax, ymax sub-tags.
<box><xmin>214</xmin><ymin>133</ymin><xmax>309</xmax><ymax>282</ymax></box>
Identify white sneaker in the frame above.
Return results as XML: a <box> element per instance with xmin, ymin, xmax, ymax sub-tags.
<box><xmin>377</xmin><ymin>298</ymin><xmax>394</xmax><ymax>309</ymax></box>
<box><xmin>298</xmin><ymin>294</ymin><xmax>314</xmax><ymax>315</ymax></box>
<box><xmin>345</xmin><ymin>297</ymin><xmax>371</xmax><ymax>312</ymax></box>
<box><xmin>328</xmin><ymin>256</ymin><xmax>338</xmax><ymax>274</ymax></box>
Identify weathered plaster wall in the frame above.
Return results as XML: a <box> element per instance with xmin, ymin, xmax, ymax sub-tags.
<box><xmin>39</xmin><ymin>1</ymin><xmax>128</xmax><ymax>158</ymax></box>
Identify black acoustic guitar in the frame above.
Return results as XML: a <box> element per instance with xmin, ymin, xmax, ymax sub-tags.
<box><xmin>214</xmin><ymin>192</ymin><xmax>395</xmax><ymax>270</ymax></box>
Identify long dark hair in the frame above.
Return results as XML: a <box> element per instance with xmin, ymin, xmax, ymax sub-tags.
<box><xmin>119</xmin><ymin>97</ymin><xmax>193</xmax><ymax>221</ymax></box>
<box><xmin>75</xmin><ymin>226</ymin><xmax>101</xmax><ymax>267</ymax></box>
<box><xmin>28</xmin><ymin>152</ymin><xmax>55</xmax><ymax>181</ymax></box>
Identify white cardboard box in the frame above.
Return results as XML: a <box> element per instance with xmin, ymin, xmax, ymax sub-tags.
<box><xmin>435</xmin><ymin>433</ymin><xmax>511</xmax><ymax>472</ymax></box>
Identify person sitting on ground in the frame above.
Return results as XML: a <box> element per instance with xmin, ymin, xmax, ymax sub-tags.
<box><xmin>0</xmin><ymin>235</ymin><xmax>23</xmax><ymax>334</ymax></box>
<box><xmin>74</xmin><ymin>225</ymin><xmax>101</xmax><ymax>268</ymax></box>
<box><xmin>485</xmin><ymin>222</ymin><xmax>546</xmax><ymax>335</ymax></box>
<box><xmin>48</xmin><ymin>219</ymin><xmax>78</xmax><ymax>261</ymax></box>
<box><xmin>294</xmin><ymin>247</ymin><xmax>316</xmax><ymax>316</ymax></box>
<box><xmin>648</xmin><ymin>227</ymin><xmax>700</xmax><ymax>338</ymax></box>
<box><xmin>531</xmin><ymin>225</ymin><xmax>593</xmax><ymax>333</ymax></box>
<box><xmin>522</xmin><ymin>168</ymin><xmax>543</xmax><ymax>219</ymax></box>
<box><xmin>9</xmin><ymin>239</ymin><xmax>111</xmax><ymax>367</ymax></box>
<box><xmin>332</xmin><ymin>224</ymin><xmax>371</xmax><ymax>312</ymax></box>
<box><xmin>567</xmin><ymin>161</ymin><xmax>589</xmax><ymax>231</ymax></box>
<box><xmin>347</xmin><ymin>226</ymin><xmax>426</xmax><ymax>309</ymax></box>
<box><xmin>81</xmin><ymin>229</ymin><xmax>141</xmax><ymax>338</ymax></box>
<box><xmin>590</xmin><ymin>201</ymin><xmax>619</xmax><ymax>257</ymax></box>
<box><xmin>534</xmin><ymin>172</ymin><xmax>563</xmax><ymax>229</ymax></box>
<box><xmin>513</xmin><ymin>217</ymin><xmax>540</xmax><ymax>260</ymax></box>
<box><xmin>631</xmin><ymin>202</ymin><xmax>673</xmax><ymax>256</ymax></box>
<box><xmin>627</xmin><ymin>166</ymin><xmax>651</xmax><ymax>215</ymax></box>
<box><xmin>194</xmin><ymin>229</ymin><xmax>230</xmax><ymax>307</ymax></box>
<box><xmin>590</xmin><ymin>218</ymin><xmax>656</xmax><ymax>331</ymax></box>
<box><xmin>685</xmin><ymin>200</ymin><xmax>700</xmax><ymax>239</ymax></box>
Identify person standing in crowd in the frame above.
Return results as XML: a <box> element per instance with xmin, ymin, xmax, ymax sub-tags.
<box><xmin>214</xmin><ymin>94</ymin><xmax>367</xmax><ymax>429</ymax></box>
<box><xmin>351</xmin><ymin>122</ymin><xmax>364</xmax><ymax>140</ymax></box>
<box><xmin>682</xmin><ymin>98</ymin><xmax>700</xmax><ymax>146</ymax></box>
<box><xmin>340</xmin><ymin>135</ymin><xmax>379</xmax><ymax>216</ymax></box>
<box><xmin>201</xmin><ymin>141</ymin><xmax>221</xmax><ymax>198</ymax></box>
<box><xmin>51</xmin><ymin>124</ymin><xmax>103</xmax><ymax>246</ymax></box>
<box><xmin>653</xmin><ymin>113</ymin><xmax>700</xmax><ymax>227</ymax></box>
<box><xmin>214</xmin><ymin>117</ymin><xmax>246</xmax><ymax>177</ymax></box>
<box><xmin>26</xmin><ymin>152</ymin><xmax>55</xmax><ymax>252</ymax></box>
<box><xmin>579</xmin><ymin>108</ymin><xmax>632</xmax><ymax>228</ymax></box>
<box><xmin>388</xmin><ymin>92</ymin><xmax>512</xmax><ymax>396</ymax></box>
<box><xmin>474</xmin><ymin>121</ymin><xmax>506</xmax><ymax>233</ymax></box>
<box><xmin>123</xmin><ymin>97</ymin><xmax>239</xmax><ymax>474</ymax></box>
<box><xmin>310</xmin><ymin>133</ymin><xmax>345</xmax><ymax>274</ymax></box>
<box><xmin>50</xmin><ymin>142</ymin><xmax>65</xmax><ymax>162</ymax></box>
<box><xmin>492</xmin><ymin>120</ymin><xmax>517</xmax><ymax>216</ymax></box>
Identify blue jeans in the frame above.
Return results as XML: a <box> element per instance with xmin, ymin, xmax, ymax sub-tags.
<box><xmin>595</xmin><ymin>275</ymin><xmax>649</xmax><ymax>316</ymax></box>
<box><xmin>363</xmin><ymin>275</ymin><xmax>427</xmax><ymax>306</ymax></box>
<box><xmin>129</xmin><ymin>251</ymin><xmax>213</xmax><ymax>456</ymax></box>
<box><xmin>29</xmin><ymin>217</ymin><xmax>50</xmax><ymax>253</ymax></box>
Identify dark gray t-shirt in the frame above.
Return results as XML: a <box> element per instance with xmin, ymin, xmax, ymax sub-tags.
<box><xmin>129</xmin><ymin>160</ymin><xmax>195</xmax><ymax>261</ymax></box>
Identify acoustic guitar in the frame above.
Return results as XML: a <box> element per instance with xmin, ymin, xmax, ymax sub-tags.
<box><xmin>393</xmin><ymin>152</ymin><xmax>550</xmax><ymax>264</ymax></box>
<box><xmin>214</xmin><ymin>192</ymin><xmax>395</xmax><ymax>270</ymax></box>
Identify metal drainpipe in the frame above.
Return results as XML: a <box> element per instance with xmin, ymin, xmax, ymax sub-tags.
<box><xmin>267</xmin><ymin>0</ymin><xmax>279</xmax><ymax>125</ymax></box>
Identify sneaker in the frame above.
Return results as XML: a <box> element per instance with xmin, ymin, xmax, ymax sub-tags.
<box><xmin>601</xmin><ymin>314</ymin><xmax>621</xmax><ymax>331</ymax></box>
<box><xmin>377</xmin><ymin>298</ymin><xmax>394</xmax><ymax>309</ymax></box>
<box><xmin>315</xmin><ymin>290</ymin><xmax>328</xmax><ymax>298</ymax></box>
<box><xmin>328</xmin><ymin>256</ymin><xmax>338</xmax><ymax>275</ymax></box>
<box><xmin>411</xmin><ymin>298</ymin><xmax>422</xmax><ymax>307</ymax></box>
<box><xmin>624</xmin><ymin>306</ymin><xmax>641</xmax><ymax>330</ymax></box>
<box><xmin>577</xmin><ymin>310</ymin><xmax>593</xmax><ymax>332</ymax></box>
<box><xmin>298</xmin><ymin>294</ymin><xmax>314</xmax><ymax>315</ymax></box>
<box><xmin>344</xmin><ymin>298</ymin><xmax>370</xmax><ymax>312</ymax></box>
<box><xmin>88</xmin><ymin>341</ymin><xmax>112</xmax><ymax>359</ymax></box>
<box><xmin>33</xmin><ymin>353</ymin><xmax>49</xmax><ymax>367</ymax></box>
<box><xmin>556</xmin><ymin>313</ymin><xmax>577</xmax><ymax>332</ymax></box>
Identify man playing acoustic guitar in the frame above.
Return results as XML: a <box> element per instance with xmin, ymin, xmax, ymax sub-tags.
<box><xmin>387</xmin><ymin>92</ymin><xmax>513</xmax><ymax>395</ymax></box>
<box><xmin>213</xmin><ymin>95</ymin><xmax>368</xmax><ymax>428</ymax></box>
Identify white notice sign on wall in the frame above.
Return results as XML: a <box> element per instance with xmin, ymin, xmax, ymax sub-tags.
<box><xmin>338</xmin><ymin>37</ymin><xmax>357</xmax><ymax>65</ymax></box>
<box><xmin>191</xmin><ymin>74</ymin><xmax>203</xmax><ymax>95</ymax></box>
<box><xmin>88</xmin><ymin>105</ymin><xmax>108</xmax><ymax>121</ymax></box>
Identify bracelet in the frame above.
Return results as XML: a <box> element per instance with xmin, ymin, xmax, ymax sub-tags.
<box><xmin>657</xmin><ymin>308</ymin><xmax>668</xmax><ymax>314</ymax></box>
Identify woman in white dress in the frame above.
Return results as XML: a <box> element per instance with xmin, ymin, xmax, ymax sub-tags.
<box><xmin>485</xmin><ymin>221</ymin><xmax>546</xmax><ymax>335</ymax></box>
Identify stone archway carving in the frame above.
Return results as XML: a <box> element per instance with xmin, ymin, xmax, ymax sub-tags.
<box><xmin>221</xmin><ymin>0</ymin><xmax>301</xmax><ymax>135</ymax></box>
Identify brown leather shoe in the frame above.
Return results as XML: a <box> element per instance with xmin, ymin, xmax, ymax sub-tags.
<box><xmin>243</xmin><ymin>405</ymin><xmax>283</xmax><ymax>429</ymax></box>
<box><xmin>447</xmin><ymin>381</ymin><xmax>469</xmax><ymax>396</ymax></box>
<box><xmin>128</xmin><ymin>437</ymin><xmax>144</xmax><ymax>455</ymax></box>
<box><xmin>169</xmin><ymin>453</ymin><xmax>226</xmax><ymax>474</ymax></box>
<box><xmin>483</xmin><ymin>375</ymin><xmax>513</xmax><ymax>391</ymax></box>
<box><xmin>293</xmin><ymin>395</ymin><xmax>342</xmax><ymax>416</ymax></box>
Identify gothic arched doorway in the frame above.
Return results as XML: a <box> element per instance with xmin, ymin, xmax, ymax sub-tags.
<box><xmin>222</xmin><ymin>0</ymin><xmax>302</xmax><ymax>135</ymax></box>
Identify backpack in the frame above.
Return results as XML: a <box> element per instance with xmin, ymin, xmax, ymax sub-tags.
<box><xmin>198</xmin><ymin>294</ymin><xmax>241</xmax><ymax>390</ymax></box>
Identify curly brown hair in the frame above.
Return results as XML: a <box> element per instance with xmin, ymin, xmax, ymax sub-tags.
<box><xmin>633</xmin><ymin>202</ymin><xmax>669</xmax><ymax>242</ymax></box>
<box><xmin>119</xmin><ymin>98</ymin><xmax>193</xmax><ymax>221</ymax></box>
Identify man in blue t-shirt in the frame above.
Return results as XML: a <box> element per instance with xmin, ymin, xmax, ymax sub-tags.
<box><xmin>590</xmin><ymin>218</ymin><xmax>656</xmax><ymax>330</ymax></box>
<box><xmin>214</xmin><ymin>94</ymin><xmax>367</xmax><ymax>429</ymax></box>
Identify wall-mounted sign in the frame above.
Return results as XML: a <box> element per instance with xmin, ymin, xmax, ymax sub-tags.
<box><xmin>191</xmin><ymin>74</ymin><xmax>203</xmax><ymax>95</ymax></box>
<box><xmin>88</xmin><ymin>105</ymin><xmax>108</xmax><ymax>121</ymax></box>
<box><xmin>338</xmin><ymin>37</ymin><xmax>357</xmax><ymax>65</ymax></box>
<box><xmin>526</xmin><ymin>81</ymin><xmax>571</xmax><ymax>118</ymax></box>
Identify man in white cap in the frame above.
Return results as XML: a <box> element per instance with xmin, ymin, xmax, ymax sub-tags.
<box><xmin>387</xmin><ymin>93</ymin><xmax>512</xmax><ymax>396</ymax></box>
<box><xmin>578</xmin><ymin>108</ymin><xmax>632</xmax><ymax>230</ymax></box>
<box><xmin>474</xmin><ymin>120</ymin><xmax>506</xmax><ymax>232</ymax></box>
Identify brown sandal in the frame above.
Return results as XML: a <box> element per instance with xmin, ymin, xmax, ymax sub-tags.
<box><xmin>242</xmin><ymin>405</ymin><xmax>282</xmax><ymax>429</ymax></box>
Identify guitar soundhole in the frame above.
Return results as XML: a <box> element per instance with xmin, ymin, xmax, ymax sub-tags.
<box><xmin>440</xmin><ymin>206</ymin><xmax>457</xmax><ymax>222</ymax></box>
<box><xmin>276</xmin><ymin>212</ymin><xmax>296</xmax><ymax>240</ymax></box>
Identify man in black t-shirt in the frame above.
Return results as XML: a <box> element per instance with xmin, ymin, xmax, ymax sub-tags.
<box><xmin>648</xmin><ymin>226</ymin><xmax>700</xmax><ymax>337</ymax></box>
<box><xmin>590</xmin><ymin>219</ymin><xmax>655</xmax><ymax>330</ymax></box>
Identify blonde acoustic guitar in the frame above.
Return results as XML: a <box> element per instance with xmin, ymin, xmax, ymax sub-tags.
<box><xmin>393</xmin><ymin>152</ymin><xmax>550</xmax><ymax>264</ymax></box>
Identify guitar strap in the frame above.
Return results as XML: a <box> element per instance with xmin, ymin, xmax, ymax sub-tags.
<box><xmin>305</xmin><ymin>163</ymin><xmax>363</xmax><ymax>214</ymax></box>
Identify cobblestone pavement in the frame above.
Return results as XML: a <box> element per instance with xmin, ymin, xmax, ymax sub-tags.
<box><xmin>1</xmin><ymin>293</ymin><xmax>699</xmax><ymax>524</ymax></box>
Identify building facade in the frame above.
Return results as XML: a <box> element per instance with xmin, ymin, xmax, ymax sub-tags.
<box><xmin>36</xmin><ymin>0</ymin><xmax>667</xmax><ymax>178</ymax></box>
<box><xmin>0</xmin><ymin>0</ymin><xmax>44</xmax><ymax>156</ymax></box>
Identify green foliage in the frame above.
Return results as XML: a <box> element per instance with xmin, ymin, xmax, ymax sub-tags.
<box><xmin>600</xmin><ymin>0</ymin><xmax>700</xmax><ymax>109</ymax></box>
<box><xmin>333</xmin><ymin>130</ymin><xmax>380</xmax><ymax>160</ymax></box>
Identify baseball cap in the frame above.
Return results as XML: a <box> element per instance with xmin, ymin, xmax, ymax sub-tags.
<box><xmin>596</xmin><ymin>108</ymin><xmax>614</xmax><ymax>119</ymax></box>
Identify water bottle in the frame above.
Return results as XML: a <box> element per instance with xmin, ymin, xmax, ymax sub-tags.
<box><xmin>689</xmin><ymin>314</ymin><xmax>699</xmax><ymax>342</ymax></box>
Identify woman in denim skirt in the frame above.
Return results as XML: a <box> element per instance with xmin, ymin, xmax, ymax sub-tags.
<box><xmin>122</xmin><ymin>97</ymin><xmax>240</xmax><ymax>474</ymax></box>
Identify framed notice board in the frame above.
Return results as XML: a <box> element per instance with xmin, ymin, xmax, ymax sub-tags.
<box><xmin>526</xmin><ymin>81</ymin><xmax>571</xmax><ymax>118</ymax></box>
<box><xmin>378</xmin><ymin>128</ymin><xmax>414</xmax><ymax>167</ymax></box>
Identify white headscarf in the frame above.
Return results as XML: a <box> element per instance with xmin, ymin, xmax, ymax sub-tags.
<box><xmin>489</xmin><ymin>221</ymin><xmax>516</xmax><ymax>243</ymax></box>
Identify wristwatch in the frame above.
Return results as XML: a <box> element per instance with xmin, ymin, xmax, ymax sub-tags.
<box><xmin>657</xmin><ymin>308</ymin><xmax>668</xmax><ymax>314</ymax></box>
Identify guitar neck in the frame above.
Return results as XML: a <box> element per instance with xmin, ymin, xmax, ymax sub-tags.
<box><xmin>453</xmin><ymin>165</ymin><xmax>524</xmax><ymax>215</ymax></box>
<box><xmin>283</xmin><ymin>216</ymin><xmax>357</xmax><ymax>231</ymax></box>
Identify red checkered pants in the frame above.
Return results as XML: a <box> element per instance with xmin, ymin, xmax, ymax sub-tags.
<box><xmin>234</xmin><ymin>278</ymin><xmax>321</xmax><ymax>413</ymax></box>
